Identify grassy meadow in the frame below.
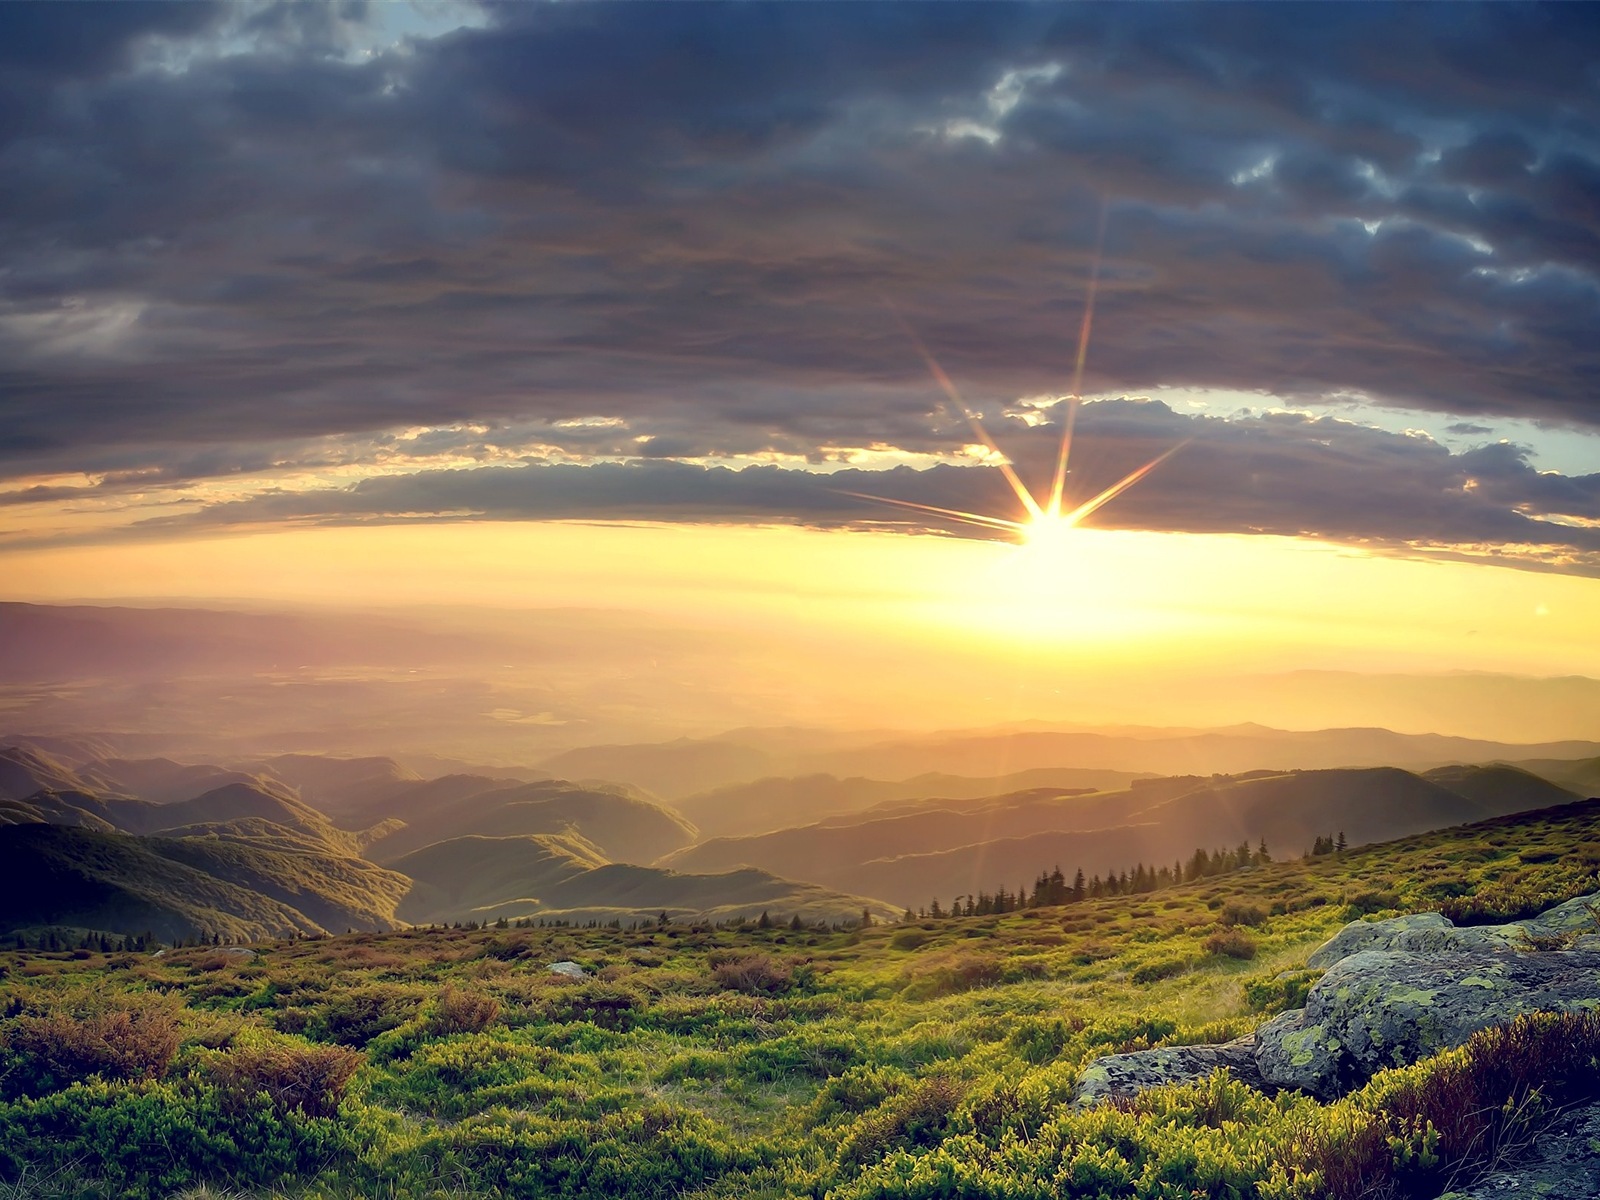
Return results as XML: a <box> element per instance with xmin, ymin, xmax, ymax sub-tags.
<box><xmin>3</xmin><ymin>799</ymin><xmax>1599</xmax><ymax>1200</ymax></box>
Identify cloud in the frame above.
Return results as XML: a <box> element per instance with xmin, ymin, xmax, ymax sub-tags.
<box><xmin>98</xmin><ymin>401</ymin><xmax>1600</xmax><ymax>577</ymax></box>
<box><xmin>0</xmin><ymin>2</ymin><xmax>1597</xmax><ymax>566</ymax></box>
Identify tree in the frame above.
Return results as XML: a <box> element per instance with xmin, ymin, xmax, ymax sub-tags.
<box><xmin>860</xmin><ymin>907</ymin><xmax>874</xmax><ymax>928</ymax></box>
<box><xmin>789</xmin><ymin>913</ymin><xmax>803</xmax><ymax>931</ymax></box>
<box><xmin>1336</xmin><ymin>831</ymin><xmax>1348</xmax><ymax>853</ymax></box>
<box><xmin>757</xmin><ymin>910</ymin><xmax>772</xmax><ymax>929</ymax></box>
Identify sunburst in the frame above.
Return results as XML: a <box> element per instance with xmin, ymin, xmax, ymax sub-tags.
<box><xmin>857</xmin><ymin>226</ymin><xmax>1188</xmax><ymax>548</ymax></box>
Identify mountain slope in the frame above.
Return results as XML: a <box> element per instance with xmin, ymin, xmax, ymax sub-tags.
<box><xmin>392</xmin><ymin>833</ymin><xmax>609</xmax><ymax>922</ymax></box>
<box><xmin>0</xmin><ymin>824</ymin><xmax>328</xmax><ymax>942</ymax></box>
<box><xmin>0</xmin><ymin>747</ymin><xmax>96</xmax><ymax>801</ymax></box>
<box><xmin>663</xmin><ymin>766</ymin><xmax>1580</xmax><ymax>909</ymax></box>
<box><xmin>364</xmin><ymin>779</ymin><xmax>697</xmax><ymax>865</ymax></box>
<box><xmin>390</xmin><ymin>832</ymin><xmax>890</xmax><ymax>925</ymax></box>
<box><xmin>672</xmin><ymin>767</ymin><xmax>1149</xmax><ymax>839</ymax></box>
<box><xmin>77</xmin><ymin>757</ymin><xmax>264</xmax><ymax>805</ymax></box>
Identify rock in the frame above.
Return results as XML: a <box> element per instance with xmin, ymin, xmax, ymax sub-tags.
<box><xmin>1074</xmin><ymin>893</ymin><xmax>1600</xmax><ymax>1106</ymax></box>
<box><xmin>1436</xmin><ymin>1101</ymin><xmax>1600</xmax><ymax>1199</ymax></box>
<box><xmin>548</xmin><ymin>960</ymin><xmax>587</xmax><ymax>978</ymax></box>
<box><xmin>1306</xmin><ymin>893</ymin><xmax>1600</xmax><ymax>970</ymax></box>
<box><xmin>1072</xmin><ymin>1036</ymin><xmax>1263</xmax><ymax>1106</ymax></box>
<box><xmin>1255</xmin><ymin>947</ymin><xmax>1600</xmax><ymax>1099</ymax></box>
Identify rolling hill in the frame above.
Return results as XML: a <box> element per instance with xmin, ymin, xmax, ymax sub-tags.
<box><xmin>390</xmin><ymin>833</ymin><xmax>890</xmax><ymax>925</ymax></box>
<box><xmin>671</xmin><ymin>767</ymin><xmax>1151</xmax><ymax>838</ymax></box>
<box><xmin>362</xmin><ymin>779</ymin><xmax>698</xmax><ymax>865</ymax></box>
<box><xmin>0</xmin><ymin>824</ymin><xmax>404</xmax><ymax>942</ymax></box>
<box><xmin>661</xmin><ymin>766</ymin><xmax>1580</xmax><ymax>909</ymax></box>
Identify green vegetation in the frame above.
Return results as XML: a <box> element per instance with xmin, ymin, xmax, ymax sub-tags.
<box><xmin>2</xmin><ymin>799</ymin><xmax>1598</xmax><ymax>1199</ymax></box>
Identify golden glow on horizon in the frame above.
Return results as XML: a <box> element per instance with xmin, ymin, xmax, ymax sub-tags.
<box><xmin>1</xmin><ymin>520</ymin><xmax>1597</xmax><ymax>680</ymax></box>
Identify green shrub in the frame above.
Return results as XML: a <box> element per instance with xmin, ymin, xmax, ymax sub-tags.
<box><xmin>1130</xmin><ymin>959</ymin><xmax>1187</xmax><ymax>984</ymax></box>
<box><xmin>710</xmin><ymin>952</ymin><xmax>792</xmax><ymax>995</ymax></box>
<box><xmin>1243</xmin><ymin>970</ymin><xmax>1322</xmax><ymax>1015</ymax></box>
<box><xmin>1202</xmin><ymin>929</ymin><xmax>1258</xmax><ymax>960</ymax></box>
<box><xmin>837</xmin><ymin>1075</ymin><xmax>962</xmax><ymax>1167</ymax></box>
<box><xmin>1219</xmin><ymin>902</ymin><xmax>1266</xmax><ymax>928</ymax></box>
<box><xmin>207</xmin><ymin>1041</ymin><xmax>363</xmax><ymax>1119</ymax></box>
<box><xmin>426</xmin><ymin>984</ymin><xmax>501</xmax><ymax>1037</ymax></box>
<box><xmin>0</xmin><ymin>1000</ymin><xmax>180</xmax><ymax>1099</ymax></box>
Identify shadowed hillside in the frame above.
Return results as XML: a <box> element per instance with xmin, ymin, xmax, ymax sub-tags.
<box><xmin>0</xmin><ymin>824</ymin><xmax>400</xmax><ymax>942</ymax></box>
<box><xmin>672</xmin><ymin>767</ymin><xmax>1150</xmax><ymax>838</ymax></box>
<box><xmin>393</xmin><ymin>833</ymin><xmax>893</xmax><ymax>926</ymax></box>
<box><xmin>363</xmin><ymin>779</ymin><xmax>698</xmax><ymax>865</ymax></box>
<box><xmin>663</xmin><ymin>767</ymin><xmax>1580</xmax><ymax>908</ymax></box>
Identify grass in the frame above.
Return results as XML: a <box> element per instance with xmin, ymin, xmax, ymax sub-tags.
<box><xmin>0</xmin><ymin>798</ymin><xmax>1597</xmax><ymax>1199</ymax></box>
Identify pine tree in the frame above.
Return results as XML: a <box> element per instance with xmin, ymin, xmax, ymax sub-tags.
<box><xmin>758</xmin><ymin>910</ymin><xmax>772</xmax><ymax>929</ymax></box>
<box><xmin>789</xmin><ymin>913</ymin><xmax>803</xmax><ymax>931</ymax></box>
<box><xmin>1336</xmin><ymin>831</ymin><xmax>1348</xmax><ymax>853</ymax></box>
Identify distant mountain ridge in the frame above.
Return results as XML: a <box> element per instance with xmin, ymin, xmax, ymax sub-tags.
<box><xmin>535</xmin><ymin>725</ymin><xmax>1600</xmax><ymax>797</ymax></box>
<box><xmin>660</xmin><ymin>765</ymin><xmax>1581</xmax><ymax>909</ymax></box>
<box><xmin>0</xmin><ymin>745</ymin><xmax>885</xmax><ymax>940</ymax></box>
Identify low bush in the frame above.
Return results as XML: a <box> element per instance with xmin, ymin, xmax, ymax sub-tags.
<box><xmin>207</xmin><ymin>1041</ymin><xmax>363</xmax><ymax>1119</ymax></box>
<box><xmin>710</xmin><ymin>952</ymin><xmax>792</xmax><ymax>995</ymax></box>
<box><xmin>1243</xmin><ymin>969</ymin><xmax>1322</xmax><ymax>1015</ymax></box>
<box><xmin>426</xmin><ymin>984</ymin><xmax>501</xmax><ymax>1037</ymax></box>
<box><xmin>837</xmin><ymin>1075</ymin><xmax>963</xmax><ymax>1167</ymax></box>
<box><xmin>1130</xmin><ymin>958</ymin><xmax>1187</xmax><ymax>984</ymax></box>
<box><xmin>1219</xmin><ymin>902</ymin><xmax>1266</xmax><ymax>928</ymax></box>
<box><xmin>0</xmin><ymin>1000</ymin><xmax>180</xmax><ymax>1099</ymax></box>
<box><xmin>1203</xmin><ymin>929</ymin><xmax>1258</xmax><ymax>960</ymax></box>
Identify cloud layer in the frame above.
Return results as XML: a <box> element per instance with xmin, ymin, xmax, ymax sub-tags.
<box><xmin>1</xmin><ymin>2</ymin><xmax>1597</xmax><ymax>569</ymax></box>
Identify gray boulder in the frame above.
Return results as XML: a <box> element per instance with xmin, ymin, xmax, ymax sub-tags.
<box><xmin>1074</xmin><ymin>892</ymin><xmax>1600</xmax><ymax>1106</ymax></box>
<box><xmin>548</xmin><ymin>960</ymin><xmax>587</xmax><ymax>978</ymax></box>
<box><xmin>1072</xmin><ymin>1036</ymin><xmax>1263</xmax><ymax>1106</ymax></box>
<box><xmin>1306</xmin><ymin>893</ymin><xmax>1600</xmax><ymax>969</ymax></box>
<box><xmin>1256</xmin><ymin>947</ymin><xmax>1600</xmax><ymax>1099</ymax></box>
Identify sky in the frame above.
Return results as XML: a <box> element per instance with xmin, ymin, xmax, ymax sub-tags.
<box><xmin>1</xmin><ymin>1</ymin><xmax>1598</xmax><ymax>724</ymax></box>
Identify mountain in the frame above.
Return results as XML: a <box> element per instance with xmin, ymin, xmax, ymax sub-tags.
<box><xmin>535</xmin><ymin>739</ymin><xmax>776</xmax><ymax>800</ymax></box>
<box><xmin>1506</xmin><ymin>756</ymin><xmax>1600</xmax><ymax>797</ymax></box>
<box><xmin>363</xmin><ymin>779</ymin><xmax>698</xmax><ymax>865</ymax></box>
<box><xmin>0</xmin><ymin>824</ymin><xmax>408</xmax><ymax>942</ymax></box>
<box><xmin>797</xmin><ymin>727</ymin><xmax>1600</xmax><ymax>782</ymax></box>
<box><xmin>392</xmin><ymin>833</ymin><xmax>896</xmax><ymax>926</ymax></box>
<box><xmin>672</xmin><ymin>767</ymin><xmax>1150</xmax><ymax>838</ymax></box>
<box><xmin>77</xmin><ymin>757</ymin><xmax>265</xmax><ymax>805</ymax></box>
<box><xmin>0</xmin><ymin>746</ymin><xmax>96</xmax><ymax>801</ymax></box>
<box><xmin>248</xmin><ymin>754</ymin><xmax>423</xmax><ymax>815</ymax></box>
<box><xmin>0</xmin><ymin>780</ymin><xmax>387</xmax><ymax>859</ymax></box>
<box><xmin>662</xmin><ymin>767</ymin><xmax>1580</xmax><ymax>909</ymax></box>
<box><xmin>392</xmin><ymin>833</ymin><xmax>610</xmax><ymax>921</ymax></box>
<box><xmin>526</xmin><ymin>725</ymin><xmax>1600</xmax><ymax>798</ymax></box>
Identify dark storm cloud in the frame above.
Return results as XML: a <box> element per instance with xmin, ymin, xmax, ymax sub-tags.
<box><xmin>2</xmin><ymin>1</ymin><xmax>1598</xmax><ymax>566</ymax></box>
<box><xmin>114</xmin><ymin>401</ymin><xmax>1600</xmax><ymax>577</ymax></box>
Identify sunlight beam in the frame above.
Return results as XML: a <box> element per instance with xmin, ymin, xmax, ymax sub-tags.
<box><xmin>1048</xmin><ymin>198</ymin><xmax>1109</xmax><ymax>520</ymax></box>
<box><xmin>1061</xmin><ymin>440</ymin><xmax>1191</xmax><ymax>528</ymax></box>
<box><xmin>836</xmin><ymin>490</ymin><xmax>1028</xmax><ymax>534</ymax></box>
<box><xmin>887</xmin><ymin>308</ymin><xmax>1045</xmax><ymax>522</ymax></box>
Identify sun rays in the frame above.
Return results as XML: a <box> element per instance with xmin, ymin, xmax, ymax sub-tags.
<box><xmin>860</xmin><ymin>220</ymin><xmax>1187</xmax><ymax>548</ymax></box>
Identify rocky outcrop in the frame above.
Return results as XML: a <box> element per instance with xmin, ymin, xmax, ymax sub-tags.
<box><xmin>1254</xmin><ymin>946</ymin><xmax>1600</xmax><ymax>1099</ymax></box>
<box><xmin>1072</xmin><ymin>1036</ymin><xmax>1265</xmax><ymax>1107</ymax></box>
<box><xmin>1073</xmin><ymin>894</ymin><xmax>1600</xmax><ymax>1106</ymax></box>
<box><xmin>1304</xmin><ymin>893</ymin><xmax>1600</xmax><ymax>968</ymax></box>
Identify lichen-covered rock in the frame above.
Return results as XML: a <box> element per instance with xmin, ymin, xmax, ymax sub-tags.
<box><xmin>1436</xmin><ymin>1101</ymin><xmax>1600</xmax><ymax>1199</ymax></box>
<box><xmin>1074</xmin><ymin>894</ymin><xmax>1600</xmax><ymax>1107</ymax></box>
<box><xmin>1255</xmin><ymin>947</ymin><xmax>1600</xmax><ymax>1099</ymax></box>
<box><xmin>1305</xmin><ymin>892</ymin><xmax>1600</xmax><ymax>970</ymax></box>
<box><xmin>548</xmin><ymin>960</ymin><xmax>587</xmax><ymax>978</ymax></box>
<box><xmin>1072</xmin><ymin>1037</ymin><xmax>1262</xmax><ymax>1106</ymax></box>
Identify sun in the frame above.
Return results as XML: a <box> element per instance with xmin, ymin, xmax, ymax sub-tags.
<box><xmin>1022</xmin><ymin>511</ymin><xmax>1083</xmax><ymax>554</ymax></box>
<box><xmin>851</xmin><ymin>219</ymin><xmax>1188</xmax><ymax>556</ymax></box>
